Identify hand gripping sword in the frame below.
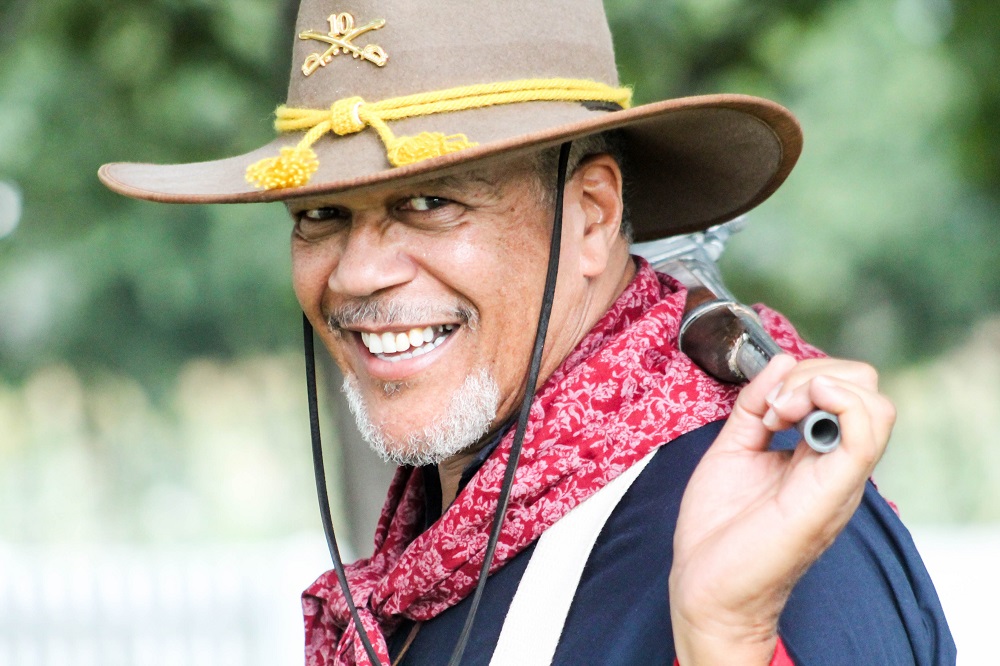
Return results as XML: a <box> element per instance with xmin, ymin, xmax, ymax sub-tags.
<box><xmin>633</xmin><ymin>218</ymin><xmax>841</xmax><ymax>453</ymax></box>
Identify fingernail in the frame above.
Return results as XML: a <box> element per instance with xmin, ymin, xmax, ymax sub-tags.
<box><xmin>763</xmin><ymin>407</ymin><xmax>780</xmax><ymax>429</ymax></box>
<box><xmin>765</xmin><ymin>383</ymin><xmax>783</xmax><ymax>406</ymax></box>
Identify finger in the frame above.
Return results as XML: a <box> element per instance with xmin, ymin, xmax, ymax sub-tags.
<box><xmin>761</xmin><ymin>360</ymin><xmax>878</xmax><ymax>433</ymax></box>
<box><xmin>763</xmin><ymin>374</ymin><xmax>894</xmax><ymax>446</ymax></box>
<box><xmin>776</xmin><ymin>377</ymin><xmax>893</xmax><ymax>521</ymax></box>
<box><xmin>714</xmin><ymin>354</ymin><xmax>799</xmax><ymax>454</ymax></box>
<box><xmin>809</xmin><ymin>375</ymin><xmax>894</xmax><ymax>469</ymax></box>
<box><xmin>763</xmin><ymin>377</ymin><xmax>893</xmax><ymax>532</ymax></box>
<box><xmin>769</xmin><ymin>358</ymin><xmax>880</xmax><ymax>396</ymax></box>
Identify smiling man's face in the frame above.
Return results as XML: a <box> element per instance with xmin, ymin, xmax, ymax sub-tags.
<box><xmin>289</xmin><ymin>152</ymin><xmax>629</xmax><ymax>466</ymax></box>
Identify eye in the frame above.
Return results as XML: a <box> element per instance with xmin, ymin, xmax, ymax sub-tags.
<box><xmin>300</xmin><ymin>206</ymin><xmax>349</xmax><ymax>221</ymax></box>
<box><xmin>293</xmin><ymin>206</ymin><xmax>350</xmax><ymax>240</ymax></box>
<box><xmin>399</xmin><ymin>195</ymin><xmax>451</xmax><ymax>212</ymax></box>
<box><xmin>393</xmin><ymin>195</ymin><xmax>465</xmax><ymax>230</ymax></box>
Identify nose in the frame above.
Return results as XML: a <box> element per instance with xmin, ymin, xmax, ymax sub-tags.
<box><xmin>327</xmin><ymin>218</ymin><xmax>417</xmax><ymax>297</ymax></box>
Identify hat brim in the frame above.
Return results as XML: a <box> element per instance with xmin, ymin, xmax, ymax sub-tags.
<box><xmin>98</xmin><ymin>94</ymin><xmax>800</xmax><ymax>241</ymax></box>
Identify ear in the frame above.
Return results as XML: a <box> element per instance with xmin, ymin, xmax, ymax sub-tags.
<box><xmin>568</xmin><ymin>154</ymin><xmax>625</xmax><ymax>279</ymax></box>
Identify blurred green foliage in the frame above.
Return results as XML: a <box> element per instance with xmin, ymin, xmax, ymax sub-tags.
<box><xmin>0</xmin><ymin>0</ymin><xmax>300</xmax><ymax>390</ymax></box>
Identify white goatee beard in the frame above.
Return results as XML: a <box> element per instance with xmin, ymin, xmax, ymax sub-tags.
<box><xmin>341</xmin><ymin>369</ymin><xmax>500</xmax><ymax>467</ymax></box>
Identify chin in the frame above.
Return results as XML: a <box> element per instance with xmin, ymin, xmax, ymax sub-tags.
<box><xmin>341</xmin><ymin>369</ymin><xmax>500</xmax><ymax>467</ymax></box>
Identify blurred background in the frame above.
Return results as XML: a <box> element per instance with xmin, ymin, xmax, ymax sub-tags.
<box><xmin>1</xmin><ymin>0</ymin><xmax>997</xmax><ymax>663</ymax></box>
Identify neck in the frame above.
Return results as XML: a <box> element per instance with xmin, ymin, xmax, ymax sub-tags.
<box><xmin>437</xmin><ymin>448</ymin><xmax>480</xmax><ymax>512</ymax></box>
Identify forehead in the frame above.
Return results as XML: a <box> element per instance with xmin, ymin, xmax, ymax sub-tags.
<box><xmin>285</xmin><ymin>154</ymin><xmax>540</xmax><ymax>212</ymax></box>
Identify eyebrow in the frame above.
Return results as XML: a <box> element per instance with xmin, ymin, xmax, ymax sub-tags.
<box><xmin>410</xmin><ymin>170</ymin><xmax>505</xmax><ymax>197</ymax></box>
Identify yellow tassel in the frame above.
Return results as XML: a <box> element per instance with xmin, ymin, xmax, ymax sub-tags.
<box><xmin>245</xmin><ymin>147</ymin><xmax>320</xmax><ymax>189</ymax></box>
<box><xmin>387</xmin><ymin>132</ymin><xmax>478</xmax><ymax>167</ymax></box>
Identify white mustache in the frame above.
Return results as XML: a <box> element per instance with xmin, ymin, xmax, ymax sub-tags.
<box><xmin>326</xmin><ymin>298</ymin><xmax>478</xmax><ymax>331</ymax></box>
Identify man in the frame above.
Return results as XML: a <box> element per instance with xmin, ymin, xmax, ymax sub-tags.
<box><xmin>99</xmin><ymin>1</ymin><xmax>954</xmax><ymax>664</ymax></box>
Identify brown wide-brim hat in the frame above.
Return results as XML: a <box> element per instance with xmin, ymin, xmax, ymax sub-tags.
<box><xmin>98</xmin><ymin>0</ymin><xmax>802</xmax><ymax>242</ymax></box>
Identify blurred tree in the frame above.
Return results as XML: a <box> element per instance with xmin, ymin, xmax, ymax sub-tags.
<box><xmin>0</xmin><ymin>0</ymin><xmax>301</xmax><ymax>390</ymax></box>
<box><xmin>613</xmin><ymin>0</ymin><xmax>1000</xmax><ymax>368</ymax></box>
<box><xmin>950</xmin><ymin>0</ymin><xmax>1000</xmax><ymax>192</ymax></box>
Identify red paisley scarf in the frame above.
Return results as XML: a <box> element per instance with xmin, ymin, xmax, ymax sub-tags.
<box><xmin>303</xmin><ymin>260</ymin><xmax>822</xmax><ymax>665</ymax></box>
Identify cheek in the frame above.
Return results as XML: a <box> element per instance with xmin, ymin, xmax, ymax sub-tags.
<box><xmin>290</xmin><ymin>244</ymin><xmax>334</xmax><ymax>315</ymax></box>
<box><xmin>436</xmin><ymin>224</ymin><xmax>501</xmax><ymax>269</ymax></box>
<box><xmin>446</xmin><ymin>242</ymin><xmax>479</xmax><ymax>269</ymax></box>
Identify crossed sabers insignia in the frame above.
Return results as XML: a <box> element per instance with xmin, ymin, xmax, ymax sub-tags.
<box><xmin>300</xmin><ymin>12</ymin><xmax>388</xmax><ymax>75</ymax></box>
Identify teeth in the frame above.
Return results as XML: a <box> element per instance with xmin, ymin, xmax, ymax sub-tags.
<box><xmin>381</xmin><ymin>332</ymin><xmax>397</xmax><ymax>354</ymax></box>
<box><xmin>359</xmin><ymin>325</ymin><xmax>454</xmax><ymax>359</ymax></box>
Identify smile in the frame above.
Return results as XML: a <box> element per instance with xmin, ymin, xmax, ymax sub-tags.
<box><xmin>359</xmin><ymin>325</ymin><xmax>456</xmax><ymax>362</ymax></box>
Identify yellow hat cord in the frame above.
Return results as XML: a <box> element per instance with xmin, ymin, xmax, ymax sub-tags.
<box><xmin>245</xmin><ymin>78</ymin><xmax>632</xmax><ymax>190</ymax></box>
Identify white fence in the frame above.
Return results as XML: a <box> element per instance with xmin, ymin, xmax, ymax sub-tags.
<box><xmin>0</xmin><ymin>536</ymin><xmax>333</xmax><ymax>666</ymax></box>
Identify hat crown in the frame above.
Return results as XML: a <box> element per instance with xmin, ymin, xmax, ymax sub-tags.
<box><xmin>100</xmin><ymin>0</ymin><xmax>802</xmax><ymax>242</ymax></box>
<box><xmin>287</xmin><ymin>0</ymin><xmax>620</xmax><ymax>107</ymax></box>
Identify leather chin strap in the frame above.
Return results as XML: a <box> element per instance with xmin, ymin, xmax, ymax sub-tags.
<box><xmin>303</xmin><ymin>312</ymin><xmax>383</xmax><ymax>662</ymax></box>
<box><xmin>302</xmin><ymin>141</ymin><xmax>573</xmax><ymax>666</ymax></box>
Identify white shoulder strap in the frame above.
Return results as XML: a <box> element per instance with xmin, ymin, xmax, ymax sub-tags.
<box><xmin>489</xmin><ymin>450</ymin><xmax>657</xmax><ymax>666</ymax></box>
